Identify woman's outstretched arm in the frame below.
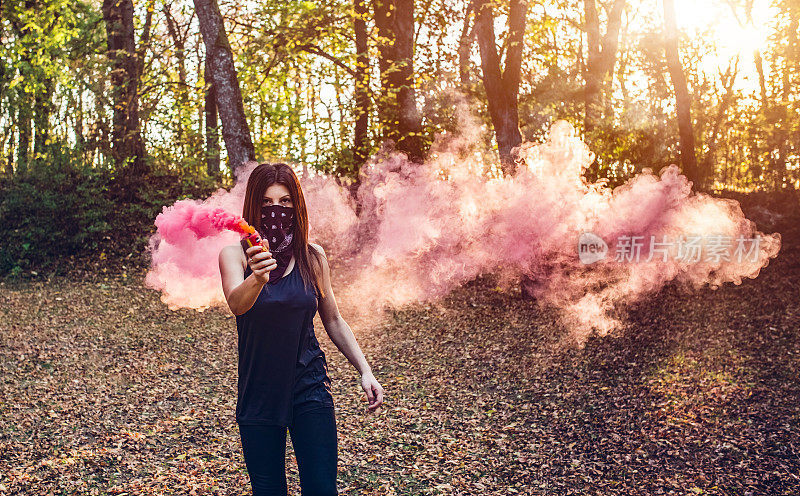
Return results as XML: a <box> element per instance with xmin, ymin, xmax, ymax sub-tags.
<box><xmin>219</xmin><ymin>244</ymin><xmax>275</xmax><ymax>316</ymax></box>
<box><xmin>312</xmin><ymin>244</ymin><xmax>384</xmax><ymax>411</ymax></box>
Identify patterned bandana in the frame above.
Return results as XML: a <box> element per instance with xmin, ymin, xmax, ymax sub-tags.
<box><xmin>260</xmin><ymin>204</ymin><xmax>295</xmax><ymax>284</ymax></box>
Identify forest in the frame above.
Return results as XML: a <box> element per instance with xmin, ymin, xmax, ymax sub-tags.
<box><xmin>1</xmin><ymin>0</ymin><xmax>799</xmax><ymax>273</ymax></box>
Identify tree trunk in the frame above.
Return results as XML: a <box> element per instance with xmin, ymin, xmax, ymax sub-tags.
<box><xmin>474</xmin><ymin>0</ymin><xmax>528</xmax><ymax>174</ymax></box>
<box><xmin>702</xmin><ymin>57</ymin><xmax>738</xmax><ymax>187</ymax></box>
<box><xmin>663</xmin><ymin>0</ymin><xmax>698</xmax><ymax>188</ymax></box>
<box><xmin>33</xmin><ymin>76</ymin><xmax>55</xmax><ymax>159</ymax></box>
<box><xmin>194</xmin><ymin>0</ymin><xmax>255</xmax><ymax>179</ymax></box>
<box><xmin>458</xmin><ymin>2</ymin><xmax>476</xmax><ymax>88</ymax></box>
<box><xmin>473</xmin><ymin>0</ymin><xmax>531</xmax><ymax>299</ymax></box>
<box><xmin>373</xmin><ymin>0</ymin><xmax>424</xmax><ymax>163</ymax></box>
<box><xmin>11</xmin><ymin>0</ymin><xmax>35</xmax><ymax>174</ymax></box>
<box><xmin>754</xmin><ymin>50</ymin><xmax>768</xmax><ymax>112</ymax></box>
<box><xmin>353</xmin><ymin>0</ymin><xmax>370</xmax><ymax>169</ymax></box>
<box><xmin>583</xmin><ymin>0</ymin><xmax>625</xmax><ymax>133</ymax></box>
<box><xmin>102</xmin><ymin>0</ymin><xmax>148</xmax><ymax>189</ymax></box>
<box><xmin>777</xmin><ymin>11</ymin><xmax>798</xmax><ymax>190</ymax></box>
<box><xmin>584</xmin><ymin>0</ymin><xmax>601</xmax><ymax>134</ymax></box>
<box><xmin>164</xmin><ymin>3</ymin><xmax>189</xmax><ymax>159</ymax></box>
<box><xmin>76</xmin><ymin>89</ymin><xmax>86</xmax><ymax>150</ymax></box>
<box><xmin>16</xmin><ymin>96</ymin><xmax>32</xmax><ymax>174</ymax></box>
<box><xmin>204</xmin><ymin>56</ymin><xmax>221</xmax><ymax>176</ymax></box>
<box><xmin>753</xmin><ymin>48</ymin><xmax>778</xmax><ymax>190</ymax></box>
<box><xmin>583</xmin><ymin>0</ymin><xmax>625</xmax><ymax>180</ymax></box>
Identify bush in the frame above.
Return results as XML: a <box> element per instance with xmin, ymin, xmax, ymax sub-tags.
<box><xmin>0</xmin><ymin>147</ymin><xmax>115</xmax><ymax>276</ymax></box>
<box><xmin>104</xmin><ymin>168</ymin><xmax>225</xmax><ymax>262</ymax></box>
<box><xmin>0</xmin><ymin>145</ymin><xmax>231</xmax><ymax>277</ymax></box>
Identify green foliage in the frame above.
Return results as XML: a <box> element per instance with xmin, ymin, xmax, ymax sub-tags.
<box><xmin>98</xmin><ymin>166</ymin><xmax>227</xmax><ymax>269</ymax></box>
<box><xmin>0</xmin><ymin>145</ymin><xmax>114</xmax><ymax>276</ymax></box>
<box><xmin>0</xmin><ymin>141</ymin><xmax>226</xmax><ymax>277</ymax></box>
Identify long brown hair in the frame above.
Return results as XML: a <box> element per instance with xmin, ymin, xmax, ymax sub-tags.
<box><xmin>242</xmin><ymin>163</ymin><xmax>325</xmax><ymax>298</ymax></box>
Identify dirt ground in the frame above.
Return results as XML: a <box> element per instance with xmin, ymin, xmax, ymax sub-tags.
<box><xmin>1</xmin><ymin>205</ymin><xmax>798</xmax><ymax>495</ymax></box>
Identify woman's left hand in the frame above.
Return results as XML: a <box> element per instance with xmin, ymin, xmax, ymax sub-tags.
<box><xmin>360</xmin><ymin>372</ymin><xmax>384</xmax><ymax>412</ymax></box>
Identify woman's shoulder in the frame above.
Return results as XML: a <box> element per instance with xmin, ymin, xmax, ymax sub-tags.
<box><xmin>307</xmin><ymin>242</ymin><xmax>329</xmax><ymax>276</ymax></box>
<box><xmin>308</xmin><ymin>242</ymin><xmax>327</xmax><ymax>259</ymax></box>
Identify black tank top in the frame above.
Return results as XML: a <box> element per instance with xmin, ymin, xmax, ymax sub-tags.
<box><xmin>235</xmin><ymin>260</ymin><xmax>334</xmax><ymax>426</ymax></box>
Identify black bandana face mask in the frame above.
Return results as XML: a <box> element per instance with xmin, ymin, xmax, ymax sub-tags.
<box><xmin>260</xmin><ymin>204</ymin><xmax>295</xmax><ymax>283</ymax></box>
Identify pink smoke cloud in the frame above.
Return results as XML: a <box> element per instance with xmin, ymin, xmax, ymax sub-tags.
<box><xmin>333</xmin><ymin>112</ymin><xmax>780</xmax><ymax>342</ymax></box>
<box><xmin>144</xmin><ymin>104</ymin><xmax>781</xmax><ymax>344</ymax></box>
<box><xmin>144</xmin><ymin>162</ymin><xmax>258</xmax><ymax>310</ymax></box>
<box><xmin>144</xmin><ymin>161</ymin><xmax>360</xmax><ymax>311</ymax></box>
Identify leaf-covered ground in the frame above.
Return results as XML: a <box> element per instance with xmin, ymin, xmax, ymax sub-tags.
<box><xmin>2</xmin><ymin>216</ymin><xmax>799</xmax><ymax>495</ymax></box>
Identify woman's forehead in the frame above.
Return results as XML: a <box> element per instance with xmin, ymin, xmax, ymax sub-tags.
<box><xmin>263</xmin><ymin>183</ymin><xmax>291</xmax><ymax>198</ymax></box>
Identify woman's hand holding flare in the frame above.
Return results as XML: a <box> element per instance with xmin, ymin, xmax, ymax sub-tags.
<box><xmin>245</xmin><ymin>245</ymin><xmax>276</xmax><ymax>284</ymax></box>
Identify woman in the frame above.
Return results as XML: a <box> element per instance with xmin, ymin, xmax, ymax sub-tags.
<box><xmin>218</xmin><ymin>162</ymin><xmax>384</xmax><ymax>496</ymax></box>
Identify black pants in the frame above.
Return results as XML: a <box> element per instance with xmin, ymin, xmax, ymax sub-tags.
<box><xmin>238</xmin><ymin>406</ymin><xmax>338</xmax><ymax>496</ymax></box>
